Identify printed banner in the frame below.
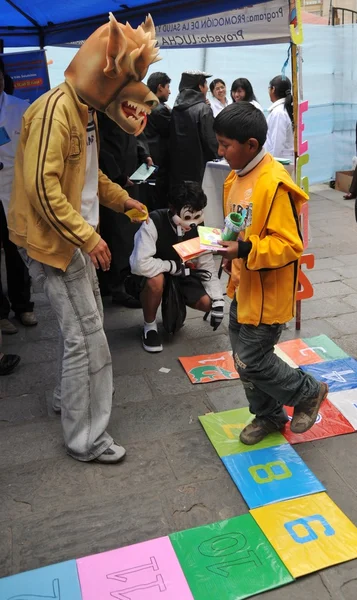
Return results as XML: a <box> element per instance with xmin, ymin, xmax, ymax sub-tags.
<box><xmin>283</xmin><ymin>400</ymin><xmax>355</xmax><ymax>444</ymax></box>
<box><xmin>251</xmin><ymin>493</ymin><xmax>357</xmax><ymax>578</ymax></box>
<box><xmin>155</xmin><ymin>0</ymin><xmax>290</xmax><ymax>49</ymax></box>
<box><xmin>170</xmin><ymin>514</ymin><xmax>293</xmax><ymax>599</ymax></box>
<box><xmin>179</xmin><ymin>351</ymin><xmax>239</xmax><ymax>384</ymax></box>
<box><xmin>223</xmin><ymin>444</ymin><xmax>325</xmax><ymax>509</ymax></box>
<box><xmin>1</xmin><ymin>50</ymin><xmax>50</xmax><ymax>104</ymax></box>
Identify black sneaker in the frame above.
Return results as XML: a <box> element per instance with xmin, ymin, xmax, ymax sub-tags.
<box><xmin>0</xmin><ymin>353</ymin><xmax>21</xmax><ymax>376</ymax></box>
<box><xmin>142</xmin><ymin>329</ymin><xmax>163</xmax><ymax>353</ymax></box>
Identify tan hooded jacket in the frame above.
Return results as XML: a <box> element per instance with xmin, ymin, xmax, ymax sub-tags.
<box><xmin>8</xmin><ymin>80</ymin><xmax>130</xmax><ymax>271</ymax></box>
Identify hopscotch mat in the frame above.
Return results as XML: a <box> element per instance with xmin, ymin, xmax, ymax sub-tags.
<box><xmin>197</xmin><ymin>334</ymin><xmax>357</xmax><ymax>588</ymax></box>
<box><xmin>251</xmin><ymin>493</ymin><xmax>357</xmax><ymax>578</ymax></box>
<box><xmin>283</xmin><ymin>400</ymin><xmax>354</xmax><ymax>444</ymax></box>
<box><xmin>180</xmin><ymin>334</ymin><xmax>353</xmax><ymax>383</ymax></box>
<box><xmin>76</xmin><ymin>537</ymin><xmax>194</xmax><ymax>600</ymax></box>
<box><xmin>179</xmin><ymin>351</ymin><xmax>239</xmax><ymax>384</ymax></box>
<box><xmin>2</xmin><ymin>336</ymin><xmax>357</xmax><ymax>599</ymax></box>
<box><xmin>222</xmin><ymin>444</ymin><xmax>325</xmax><ymax>509</ymax></box>
<box><xmin>0</xmin><ymin>561</ymin><xmax>82</xmax><ymax>599</ymax></box>
<box><xmin>169</xmin><ymin>514</ymin><xmax>293</xmax><ymax>599</ymax></box>
<box><xmin>199</xmin><ymin>407</ymin><xmax>289</xmax><ymax>457</ymax></box>
<box><xmin>328</xmin><ymin>388</ymin><xmax>357</xmax><ymax>429</ymax></box>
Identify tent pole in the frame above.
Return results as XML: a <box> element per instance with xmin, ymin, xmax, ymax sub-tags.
<box><xmin>292</xmin><ymin>44</ymin><xmax>301</xmax><ymax>330</ymax></box>
<box><xmin>201</xmin><ymin>47</ymin><xmax>207</xmax><ymax>73</ymax></box>
<box><xmin>291</xmin><ymin>42</ymin><xmax>302</xmax><ymax>331</ymax></box>
<box><xmin>291</xmin><ymin>43</ymin><xmax>299</xmax><ymax>160</ymax></box>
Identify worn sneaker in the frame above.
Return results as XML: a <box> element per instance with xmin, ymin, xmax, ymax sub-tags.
<box><xmin>95</xmin><ymin>443</ymin><xmax>126</xmax><ymax>464</ymax></box>
<box><xmin>142</xmin><ymin>329</ymin><xmax>163</xmax><ymax>353</ymax></box>
<box><xmin>240</xmin><ymin>417</ymin><xmax>283</xmax><ymax>446</ymax></box>
<box><xmin>17</xmin><ymin>312</ymin><xmax>38</xmax><ymax>326</ymax></box>
<box><xmin>0</xmin><ymin>318</ymin><xmax>18</xmax><ymax>334</ymax></box>
<box><xmin>290</xmin><ymin>382</ymin><xmax>329</xmax><ymax>434</ymax></box>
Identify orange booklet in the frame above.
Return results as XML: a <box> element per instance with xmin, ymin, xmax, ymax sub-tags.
<box><xmin>173</xmin><ymin>237</ymin><xmax>209</xmax><ymax>262</ymax></box>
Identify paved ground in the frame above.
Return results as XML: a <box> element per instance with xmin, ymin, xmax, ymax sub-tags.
<box><xmin>1</xmin><ymin>184</ymin><xmax>357</xmax><ymax>598</ymax></box>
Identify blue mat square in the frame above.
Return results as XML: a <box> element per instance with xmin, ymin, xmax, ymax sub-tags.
<box><xmin>300</xmin><ymin>358</ymin><xmax>357</xmax><ymax>393</ymax></box>
<box><xmin>0</xmin><ymin>559</ymin><xmax>82</xmax><ymax>599</ymax></box>
<box><xmin>223</xmin><ymin>445</ymin><xmax>325</xmax><ymax>509</ymax></box>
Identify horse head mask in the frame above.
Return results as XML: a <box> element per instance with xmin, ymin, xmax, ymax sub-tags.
<box><xmin>65</xmin><ymin>13</ymin><xmax>161</xmax><ymax>136</ymax></box>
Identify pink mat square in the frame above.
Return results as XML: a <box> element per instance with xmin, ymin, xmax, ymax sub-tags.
<box><xmin>76</xmin><ymin>536</ymin><xmax>194</xmax><ymax>600</ymax></box>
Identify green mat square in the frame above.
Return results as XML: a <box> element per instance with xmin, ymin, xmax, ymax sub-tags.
<box><xmin>169</xmin><ymin>514</ymin><xmax>293</xmax><ymax>600</ymax></box>
<box><xmin>303</xmin><ymin>335</ymin><xmax>349</xmax><ymax>361</ymax></box>
<box><xmin>199</xmin><ymin>408</ymin><xmax>288</xmax><ymax>457</ymax></box>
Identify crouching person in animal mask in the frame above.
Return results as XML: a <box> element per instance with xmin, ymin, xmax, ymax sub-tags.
<box><xmin>129</xmin><ymin>181</ymin><xmax>224</xmax><ymax>352</ymax></box>
<box><xmin>7</xmin><ymin>13</ymin><xmax>161</xmax><ymax>464</ymax></box>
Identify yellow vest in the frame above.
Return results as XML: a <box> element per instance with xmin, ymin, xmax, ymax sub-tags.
<box><xmin>224</xmin><ymin>153</ymin><xmax>271</xmax><ymax>298</ymax></box>
<box><xmin>224</xmin><ymin>154</ymin><xmax>308</xmax><ymax>326</ymax></box>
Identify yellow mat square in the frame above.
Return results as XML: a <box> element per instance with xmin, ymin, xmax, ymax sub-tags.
<box><xmin>250</xmin><ymin>493</ymin><xmax>357</xmax><ymax>578</ymax></box>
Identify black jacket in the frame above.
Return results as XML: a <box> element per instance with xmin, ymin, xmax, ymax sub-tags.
<box><xmin>97</xmin><ymin>112</ymin><xmax>149</xmax><ymax>187</ymax></box>
<box><xmin>145</xmin><ymin>100</ymin><xmax>171</xmax><ymax>175</ymax></box>
<box><xmin>169</xmin><ymin>89</ymin><xmax>218</xmax><ymax>185</ymax></box>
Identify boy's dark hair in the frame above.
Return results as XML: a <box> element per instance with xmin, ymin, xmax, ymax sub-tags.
<box><xmin>147</xmin><ymin>72</ymin><xmax>171</xmax><ymax>94</ymax></box>
<box><xmin>170</xmin><ymin>181</ymin><xmax>207</xmax><ymax>212</ymax></box>
<box><xmin>214</xmin><ymin>102</ymin><xmax>267</xmax><ymax>147</ymax></box>
<box><xmin>231</xmin><ymin>77</ymin><xmax>257</xmax><ymax>102</ymax></box>
<box><xmin>269</xmin><ymin>75</ymin><xmax>293</xmax><ymax>125</ymax></box>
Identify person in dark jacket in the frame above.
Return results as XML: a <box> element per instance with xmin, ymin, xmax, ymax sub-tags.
<box><xmin>0</xmin><ymin>58</ymin><xmax>14</xmax><ymax>95</ymax></box>
<box><xmin>170</xmin><ymin>71</ymin><xmax>218</xmax><ymax>186</ymax></box>
<box><xmin>97</xmin><ymin>111</ymin><xmax>153</xmax><ymax>307</ymax></box>
<box><xmin>145</xmin><ymin>71</ymin><xmax>172</xmax><ymax>208</ymax></box>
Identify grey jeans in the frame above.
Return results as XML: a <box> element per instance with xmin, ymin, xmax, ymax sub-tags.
<box><xmin>229</xmin><ymin>299</ymin><xmax>320</xmax><ymax>426</ymax></box>
<box><xmin>20</xmin><ymin>248</ymin><xmax>113</xmax><ymax>461</ymax></box>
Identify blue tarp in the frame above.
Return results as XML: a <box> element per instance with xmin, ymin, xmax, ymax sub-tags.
<box><xmin>0</xmin><ymin>0</ymin><xmax>273</xmax><ymax>47</ymax></box>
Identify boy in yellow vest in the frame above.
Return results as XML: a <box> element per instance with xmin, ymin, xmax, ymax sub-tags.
<box><xmin>215</xmin><ymin>102</ymin><xmax>327</xmax><ymax>445</ymax></box>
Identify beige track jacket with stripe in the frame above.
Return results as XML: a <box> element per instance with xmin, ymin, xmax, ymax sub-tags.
<box><xmin>8</xmin><ymin>80</ymin><xmax>130</xmax><ymax>271</ymax></box>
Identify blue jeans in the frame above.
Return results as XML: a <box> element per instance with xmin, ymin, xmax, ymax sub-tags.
<box><xmin>229</xmin><ymin>299</ymin><xmax>320</xmax><ymax>426</ymax></box>
<box><xmin>20</xmin><ymin>249</ymin><xmax>114</xmax><ymax>461</ymax></box>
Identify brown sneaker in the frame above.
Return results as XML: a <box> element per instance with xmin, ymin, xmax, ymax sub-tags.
<box><xmin>240</xmin><ymin>417</ymin><xmax>283</xmax><ymax>446</ymax></box>
<box><xmin>0</xmin><ymin>318</ymin><xmax>18</xmax><ymax>334</ymax></box>
<box><xmin>290</xmin><ymin>382</ymin><xmax>328</xmax><ymax>434</ymax></box>
<box><xmin>17</xmin><ymin>312</ymin><xmax>38</xmax><ymax>327</ymax></box>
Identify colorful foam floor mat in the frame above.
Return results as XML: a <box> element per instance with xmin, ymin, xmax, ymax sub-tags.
<box><xmin>1</xmin><ymin>335</ymin><xmax>357</xmax><ymax>599</ymax></box>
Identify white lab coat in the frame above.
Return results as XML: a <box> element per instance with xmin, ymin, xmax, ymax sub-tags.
<box><xmin>266</xmin><ymin>98</ymin><xmax>294</xmax><ymax>161</ymax></box>
<box><xmin>250</xmin><ymin>99</ymin><xmax>264</xmax><ymax>113</ymax></box>
<box><xmin>210</xmin><ymin>95</ymin><xmax>231</xmax><ymax>118</ymax></box>
<box><xmin>0</xmin><ymin>92</ymin><xmax>29</xmax><ymax>214</ymax></box>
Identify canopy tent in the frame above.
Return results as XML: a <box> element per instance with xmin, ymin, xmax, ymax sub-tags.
<box><xmin>1</xmin><ymin>0</ymin><xmax>308</xmax><ymax>327</ymax></box>
<box><xmin>0</xmin><ymin>0</ymin><xmax>272</xmax><ymax>48</ymax></box>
